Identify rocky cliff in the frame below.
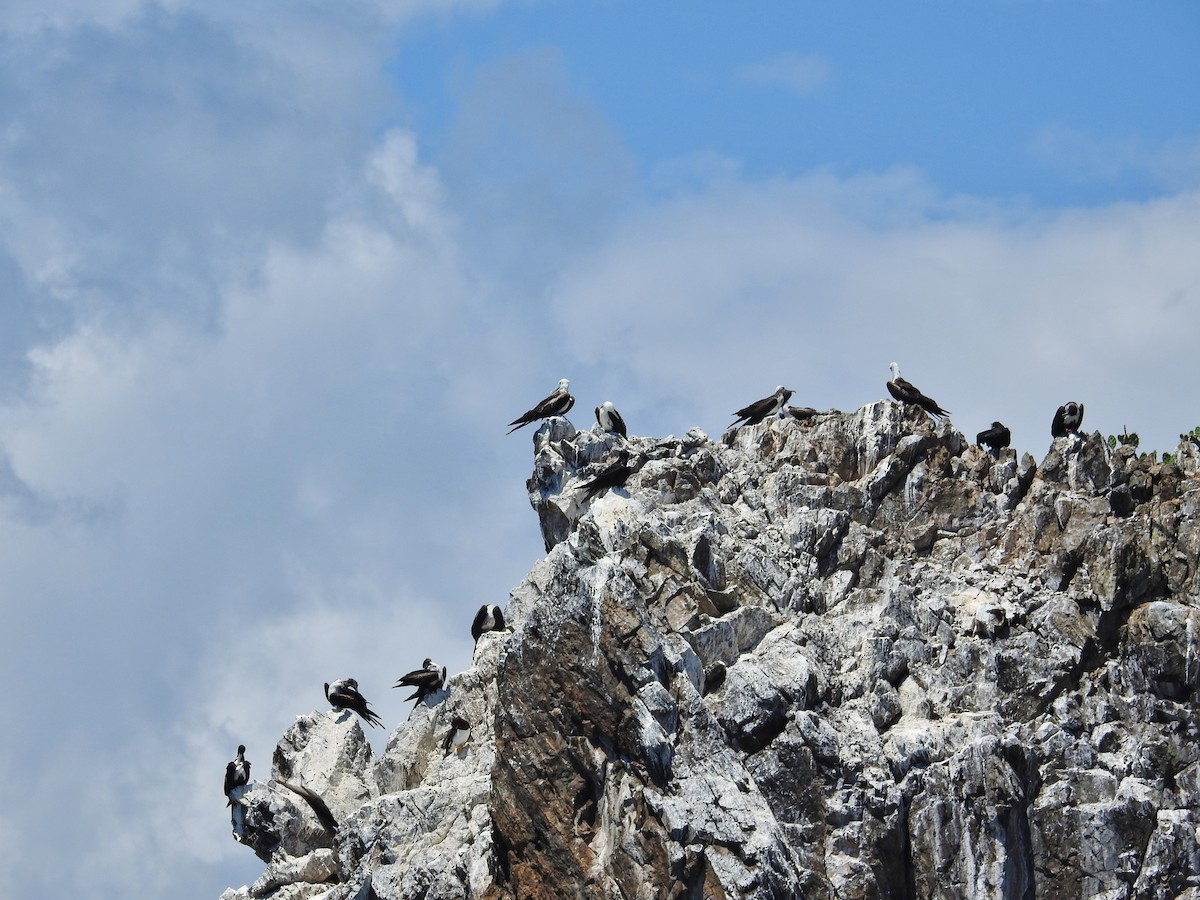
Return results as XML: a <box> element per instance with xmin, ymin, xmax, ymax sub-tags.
<box><xmin>221</xmin><ymin>403</ymin><xmax>1200</xmax><ymax>900</ymax></box>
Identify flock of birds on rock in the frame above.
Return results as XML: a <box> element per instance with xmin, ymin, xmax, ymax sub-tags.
<box><xmin>224</xmin><ymin>602</ymin><xmax>509</xmax><ymax>836</ymax></box>
<box><xmin>224</xmin><ymin>363</ymin><xmax>1088</xmax><ymax>834</ymax></box>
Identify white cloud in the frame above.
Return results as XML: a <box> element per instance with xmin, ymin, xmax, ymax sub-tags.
<box><xmin>738</xmin><ymin>51</ymin><xmax>831</xmax><ymax>95</ymax></box>
<box><xmin>0</xmin><ymin>0</ymin><xmax>506</xmax><ymax>37</ymax></box>
<box><xmin>0</xmin><ymin>107</ymin><xmax>519</xmax><ymax>896</ymax></box>
<box><xmin>551</xmin><ymin>168</ymin><xmax>1200</xmax><ymax>453</ymax></box>
<box><xmin>1031</xmin><ymin>126</ymin><xmax>1200</xmax><ymax>191</ymax></box>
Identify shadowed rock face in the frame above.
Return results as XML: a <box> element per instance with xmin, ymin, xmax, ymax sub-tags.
<box><xmin>222</xmin><ymin>404</ymin><xmax>1200</xmax><ymax>900</ymax></box>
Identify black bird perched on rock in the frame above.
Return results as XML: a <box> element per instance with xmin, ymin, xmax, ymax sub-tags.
<box><xmin>471</xmin><ymin>603</ymin><xmax>506</xmax><ymax>643</ymax></box>
<box><xmin>442</xmin><ymin>716</ymin><xmax>471</xmax><ymax>756</ymax></box>
<box><xmin>1051</xmin><ymin>401</ymin><xmax>1085</xmax><ymax>438</ymax></box>
<box><xmin>224</xmin><ymin>745</ymin><xmax>250</xmax><ymax>806</ymax></box>
<box><xmin>324</xmin><ymin>678</ymin><xmax>384</xmax><ymax>728</ymax></box>
<box><xmin>507</xmin><ymin>379</ymin><xmax>574</xmax><ymax>433</ymax></box>
<box><xmin>577</xmin><ymin>449</ymin><xmax>643</xmax><ymax>503</ymax></box>
<box><xmin>786</xmin><ymin>405</ymin><xmax>821</xmax><ymax>421</ymax></box>
<box><xmin>394</xmin><ymin>658</ymin><xmax>447</xmax><ymax>705</ymax></box>
<box><xmin>729</xmin><ymin>385</ymin><xmax>794</xmax><ymax>429</ymax></box>
<box><xmin>976</xmin><ymin>421</ymin><xmax>1011</xmax><ymax>451</ymax></box>
<box><xmin>887</xmin><ymin>363</ymin><xmax>949</xmax><ymax>418</ymax></box>
<box><xmin>595</xmin><ymin>401</ymin><xmax>627</xmax><ymax>438</ymax></box>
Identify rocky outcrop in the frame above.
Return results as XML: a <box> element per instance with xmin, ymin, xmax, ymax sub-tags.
<box><xmin>222</xmin><ymin>403</ymin><xmax>1200</xmax><ymax>899</ymax></box>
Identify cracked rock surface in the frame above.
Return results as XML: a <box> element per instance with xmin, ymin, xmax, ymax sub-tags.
<box><xmin>223</xmin><ymin>403</ymin><xmax>1200</xmax><ymax>899</ymax></box>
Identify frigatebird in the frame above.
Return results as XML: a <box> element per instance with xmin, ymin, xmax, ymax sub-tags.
<box><xmin>595</xmin><ymin>401</ymin><xmax>627</xmax><ymax>438</ymax></box>
<box><xmin>976</xmin><ymin>421</ymin><xmax>1011</xmax><ymax>451</ymax></box>
<box><xmin>887</xmin><ymin>363</ymin><xmax>949</xmax><ymax>418</ymax></box>
<box><xmin>507</xmin><ymin>379</ymin><xmax>575</xmax><ymax>433</ymax></box>
<box><xmin>394</xmin><ymin>658</ymin><xmax>447</xmax><ymax>705</ymax></box>
<box><xmin>577</xmin><ymin>449</ymin><xmax>643</xmax><ymax>503</ymax></box>
<box><xmin>471</xmin><ymin>604</ymin><xmax>506</xmax><ymax>643</ymax></box>
<box><xmin>324</xmin><ymin>678</ymin><xmax>383</xmax><ymax>728</ymax></box>
<box><xmin>1051</xmin><ymin>402</ymin><xmax>1084</xmax><ymax>438</ymax></box>
<box><xmin>224</xmin><ymin>745</ymin><xmax>250</xmax><ymax>806</ymax></box>
<box><xmin>729</xmin><ymin>386</ymin><xmax>793</xmax><ymax>429</ymax></box>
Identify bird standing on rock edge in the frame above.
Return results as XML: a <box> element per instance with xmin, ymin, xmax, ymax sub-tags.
<box><xmin>576</xmin><ymin>449</ymin><xmax>644</xmax><ymax>503</ymax></box>
<box><xmin>324</xmin><ymin>678</ymin><xmax>384</xmax><ymax>728</ymax></box>
<box><xmin>729</xmin><ymin>386</ymin><xmax>794</xmax><ymax>429</ymax></box>
<box><xmin>976</xmin><ymin>422</ymin><xmax>1011</xmax><ymax>451</ymax></box>
<box><xmin>395</xmin><ymin>658</ymin><xmax>448</xmax><ymax>706</ymax></box>
<box><xmin>442</xmin><ymin>716</ymin><xmax>471</xmax><ymax>756</ymax></box>
<box><xmin>595</xmin><ymin>401</ymin><xmax>627</xmax><ymax>438</ymax></box>
<box><xmin>887</xmin><ymin>363</ymin><xmax>949</xmax><ymax>418</ymax></box>
<box><xmin>1051</xmin><ymin>402</ymin><xmax>1085</xmax><ymax>438</ymax></box>
<box><xmin>224</xmin><ymin>744</ymin><xmax>251</xmax><ymax>838</ymax></box>
<box><xmin>224</xmin><ymin>744</ymin><xmax>250</xmax><ymax>806</ymax></box>
<box><xmin>471</xmin><ymin>604</ymin><xmax>506</xmax><ymax>643</ymax></box>
<box><xmin>507</xmin><ymin>379</ymin><xmax>575</xmax><ymax>433</ymax></box>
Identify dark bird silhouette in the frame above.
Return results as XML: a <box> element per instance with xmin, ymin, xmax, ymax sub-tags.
<box><xmin>786</xmin><ymin>405</ymin><xmax>821</xmax><ymax>421</ymax></box>
<box><xmin>394</xmin><ymin>658</ymin><xmax>447</xmax><ymax>705</ymax></box>
<box><xmin>577</xmin><ymin>449</ymin><xmax>643</xmax><ymax>503</ymax></box>
<box><xmin>442</xmin><ymin>716</ymin><xmax>471</xmax><ymax>756</ymax></box>
<box><xmin>976</xmin><ymin>421</ymin><xmax>1011</xmax><ymax>451</ymax></box>
<box><xmin>280</xmin><ymin>780</ymin><xmax>338</xmax><ymax>834</ymax></box>
<box><xmin>324</xmin><ymin>678</ymin><xmax>383</xmax><ymax>728</ymax></box>
<box><xmin>1051</xmin><ymin>401</ymin><xmax>1085</xmax><ymax>438</ymax></box>
<box><xmin>729</xmin><ymin>385</ymin><xmax>793</xmax><ymax>429</ymax></box>
<box><xmin>224</xmin><ymin>745</ymin><xmax>250</xmax><ymax>806</ymax></box>
<box><xmin>595</xmin><ymin>401</ymin><xmax>627</xmax><ymax>438</ymax></box>
<box><xmin>507</xmin><ymin>379</ymin><xmax>575</xmax><ymax>433</ymax></box>
<box><xmin>471</xmin><ymin>604</ymin><xmax>506</xmax><ymax>643</ymax></box>
<box><xmin>887</xmin><ymin>363</ymin><xmax>949</xmax><ymax>418</ymax></box>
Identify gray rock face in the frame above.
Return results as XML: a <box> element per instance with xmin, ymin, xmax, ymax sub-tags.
<box><xmin>222</xmin><ymin>405</ymin><xmax>1200</xmax><ymax>899</ymax></box>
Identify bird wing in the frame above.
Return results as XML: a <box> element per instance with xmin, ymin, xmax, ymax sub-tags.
<box><xmin>578</xmin><ymin>459</ymin><xmax>629</xmax><ymax>501</ymax></box>
<box><xmin>471</xmin><ymin>607</ymin><xmax>487</xmax><ymax>641</ymax></box>
<box><xmin>916</xmin><ymin>393</ymin><xmax>949</xmax><ymax>417</ymax></box>
<box><xmin>1051</xmin><ymin>405</ymin><xmax>1067</xmax><ymax>437</ymax></box>
<box><xmin>610</xmin><ymin>408</ymin><xmax>627</xmax><ymax>437</ymax></box>
<box><xmin>344</xmin><ymin>691</ymin><xmax>382</xmax><ymax>726</ymax></box>
<box><xmin>356</xmin><ymin>702</ymin><xmax>384</xmax><ymax>727</ymax></box>
<box><xmin>395</xmin><ymin>667</ymin><xmax>441</xmax><ymax>688</ymax></box>
<box><xmin>733</xmin><ymin>395</ymin><xmax>773</xmax><ymax>421</ymax></box>
<box><xmin>888</xmin><ymin>377</ymin><xmax>920</xmax><ymax>404</ymax></box>
<box><xmin>890</xmin><ymin>378</ymin><xmax>948</xmax><ymax>416</ymax></box>
<box><xmin>509</xmin><ymin>389</ymin><xmax>573</xmax><ymax>429</ymax></box>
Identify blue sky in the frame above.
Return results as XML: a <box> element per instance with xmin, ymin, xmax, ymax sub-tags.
<box><xmin>0</xmin><ymin>2</ymin><xmax>1197</xmax><ymax>898</ymax></box>
<box><xmin>396</xmin><ymin>2</ymin><xmax>1199</xmax><ymax>203</ymax></box>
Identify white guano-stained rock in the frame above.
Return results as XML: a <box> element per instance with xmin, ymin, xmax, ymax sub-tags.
<box><xmin>224</xmin><ymin>404</ymin><xmax>1200</xmax><ymax>900</ymax></box>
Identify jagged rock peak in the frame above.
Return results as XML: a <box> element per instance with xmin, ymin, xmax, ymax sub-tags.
<box><xmin>223</xmin><ymin>404</ymin><xmax>1200</xmax><ymax>899</ymax></box>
